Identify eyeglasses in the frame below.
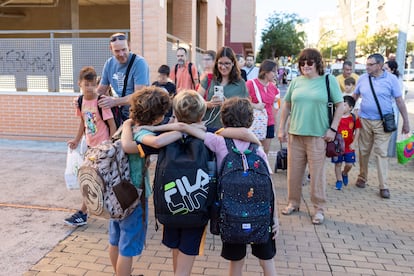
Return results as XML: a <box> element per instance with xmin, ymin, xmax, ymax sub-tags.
<box><xmin>110</xmin><ymin>34</ymin><xmax>126</xmax><ymax>42</ymax></box>
<box><xmin>299</xmin><ymin>60</ymin><xmax>315</xmax><ymax>67</ymax></box>
<box><xmin>218</xmin><ymin>62</ymin><xmax>233</xmax><ymax>67</ymax></box>
<box><xmin>366</xmin><ymin>62</ymin><xmax>378</xmax><ymax>66</ymax></box>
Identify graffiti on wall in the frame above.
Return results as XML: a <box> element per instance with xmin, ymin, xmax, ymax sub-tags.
<box><xmin>0</xmin><ymin>50</ymin><xmax>55</xmax><ymax>73</ymax></box>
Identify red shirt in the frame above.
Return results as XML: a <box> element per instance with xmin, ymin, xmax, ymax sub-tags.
<box><xmin>338</xmin><ymin>114</ymin><xmax>361</xmax><ymax>153</ymax></box>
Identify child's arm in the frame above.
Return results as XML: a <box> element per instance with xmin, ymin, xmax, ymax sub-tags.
<box><xmin>139</xmin><ymin>122</ymin><xmax>208</xmax><ymax>140</ymax></box>
<box><xmin>121</xmin><ymin>119</ymin><xmax>140</xmax><ymax>154</ymax></box>
<box><xmin>350</xmin><ymin>128</ymin><xmax>360</xmax><ymax>150</ymax></box>
<box><xmin>216</xmin><ymin>128</ymin><xmax>261</xmax><ymax>145</ymax></box>
<box><xmin>106</xmin><ymin>118</ymin><xmax>117</xmax><ymax>137</ymax></box>
<box><xmin>67</xmin><ymin>119</ymin><xmax>85</xmax><ymax>149</ymax></box>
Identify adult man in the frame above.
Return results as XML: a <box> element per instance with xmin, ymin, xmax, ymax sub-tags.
<box><xmin>353</xmin><ymin>53</ymin><xmax>410</xmax><ymax>199</ymax></box>
<box><xmin>336</xmin><ymin>61</ymin><xmax>359</xmax><ymax>93</ymax></box>
<box><xmin>170</xmin><ymin>47</ymin><xmax>199</xmax><ymax>92</ymax></box>
<box><xmin>236</xmin><ymin>54</ymin><xmax>247</xmax><ymax>81</ymax></box>
<box><xmin>242</xmin><ymin>54</ymin><xmax>259</xmax><ymax>80</ymax></box>
<box><xmin>97</xmin><ymin>33</ymin><xmax>150</xmax><ymax>120</ymax></box>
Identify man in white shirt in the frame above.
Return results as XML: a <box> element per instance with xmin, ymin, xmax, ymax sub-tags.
<box><xmin>242</xmin><ymin>54</ymin><xmax>259</xmax><ymax>80</ymax></box>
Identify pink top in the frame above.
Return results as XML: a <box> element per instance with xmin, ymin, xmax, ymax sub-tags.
<box><xmin>76</xmin><ymin>98</ymin><xmax>113</xmax><ymax>147</ymax></box>
<box><xmin>246</xmin><ymin>79</ymin><xmax>279</xmax><ymax>126</ymax></box>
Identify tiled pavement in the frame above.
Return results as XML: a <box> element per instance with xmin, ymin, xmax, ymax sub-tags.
<box><xmin>24</xmin><ymin>152</ymin><xmax>414</xmax><ymax>276</ymax></box>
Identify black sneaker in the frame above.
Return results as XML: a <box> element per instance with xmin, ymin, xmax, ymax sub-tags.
<box><xmin>64</xmin><ymin>210</ymin><xmax>87</xmax><ymax>226</ymax></box>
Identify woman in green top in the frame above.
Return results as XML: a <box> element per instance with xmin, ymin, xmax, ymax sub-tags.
<box><xmin>278</xmin><ymin>48</ymin><xmax>344</xmax><ymax>225</ymax></box>
<box><xmin>198</xmin><ymin>46</ymin><xmax>248</xmax><ymax>130</ymax></box>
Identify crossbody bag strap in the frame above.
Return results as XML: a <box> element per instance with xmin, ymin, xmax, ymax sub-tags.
<box><xmin>325</xmin><ymin>74</ymin><xmax>334</xmax><ymax>124</ymax></box>
<box><xmin>252</xmin><ymin>79</ymin><xmax>263</xmax><ymax>104</ymax></box>
<box><xmin>368</xmin><ymin>75</ymin><xmax>384</xmax><ymax>120</ymax></box>
<box><xmin>122</xmin><ymin>53</ymin><xmax>137</xmax><ymax>97</ymax></box>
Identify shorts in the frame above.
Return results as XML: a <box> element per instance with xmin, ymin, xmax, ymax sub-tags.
<box><xmin>266</xmin><ymin>125</ymin><xmax>275</xmax><ymax>139</ymax></box>
<box><xmin>109</xmin><ymin>201</ymin><xmax>148</xmax><ymax>257</ymax></box>
<box><xmin>331</xmin><ymin>151</ymin><xmax>356</xmax><ymax>164</ymax></box>
<box><xmin>162</xmin><ymin>225</ymin><xmax>207</xmax><ymax>256</ymax></box>
<box><xmin>221</xmin><ymin>232</ymin><xmax>276</xmax><ymax>261</ymax></box>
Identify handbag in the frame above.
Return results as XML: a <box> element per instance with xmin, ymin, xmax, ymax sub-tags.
<box><xmin>396</xmin><ymin>135</ymin><xmax>414</xmax><ymax>164</ymax></box>
<box><xmin>325</xmin><ymin>75</ymin><xmax>345</xmax><ymax>157</ymax></box>
<box><xmin>368</xmin><ymin>76</ymin><xmax>397</xmax><ymax>133</ymax></box>
<box><xmin>249</xmin><ymin>79</ymin><xmax>268</xmax><ymax>140</ymax></box>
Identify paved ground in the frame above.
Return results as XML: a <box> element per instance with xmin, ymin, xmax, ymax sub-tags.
<box><xmin>1</xmin><ymin>84</ymin><xmax>413</xmax><ymax>276</ymax></box>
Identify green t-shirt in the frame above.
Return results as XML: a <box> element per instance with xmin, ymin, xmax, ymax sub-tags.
<box><xmin>202</xmin><ymin>78</ymin><xmax>248</xmax><ymax>129</ymax></box>
<box><xmin>284</xmin><ymin>74</ymin><xmax>343</xmax><ymax>137</ymax></box>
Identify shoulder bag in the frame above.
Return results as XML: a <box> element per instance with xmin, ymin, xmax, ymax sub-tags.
<box><xmin>249</xmin><ymin>79</ymin><xmax>268</xmax><ymax>140</ymax></box>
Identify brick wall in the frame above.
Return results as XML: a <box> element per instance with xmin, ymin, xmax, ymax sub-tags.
<box><xmin>0</xmin><ymin>92</ymin><xmax>79</xmax><ymax>142</ymax></box>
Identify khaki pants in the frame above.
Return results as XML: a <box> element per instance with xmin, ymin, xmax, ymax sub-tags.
<box><xmin>287</xmin><ymin>135</ymin><xmax>327</xmax><ymax>213</ymax></box>
<box><xmin>358</xmin><ymin>118</ymin><xmax>392</xmax><ymax>189</ymax></box>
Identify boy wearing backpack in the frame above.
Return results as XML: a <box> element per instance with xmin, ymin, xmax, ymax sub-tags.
<box><xmin>65</xmin><ymin>66</ymin><xmax>117</xmax><ymax>227</ymax></box>
<box><xmin>143</xmin><ymin>94</ymin><xmax>279</xmax><ymax>276</ymax></box>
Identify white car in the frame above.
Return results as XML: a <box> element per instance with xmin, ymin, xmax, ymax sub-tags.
<box><xmin>403</xmin><ymin>69</ymin><xmax>414</xmax><ymax>81</ymax></box>
<box><xmin>280</xmin><ymin>66</ymin><xmax>299</xmax><ymax>81</ymax></box>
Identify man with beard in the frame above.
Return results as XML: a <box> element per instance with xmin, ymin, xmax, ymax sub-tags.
<box><xmin>171</xmin><ymin>47</ymin><xmax>199</xmax><ymax>92</ymax></box>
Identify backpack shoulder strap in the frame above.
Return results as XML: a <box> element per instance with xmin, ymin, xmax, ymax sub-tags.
<box><xmin>188</xmin><ymin>62</ymin><xmax>196</xmax><ymax>89</ymax></box>
<box><xmin>174</xmin><ymin>64</ymin><xmax>178</xmax><ymax>84</ymax></box>
<box><xmin>97</xmin><ymin>94</ymin><xmax>110</xmax><ymax>132</ymax></box>
<box><xmin>122</xmin><ymin>53</ymin><xmax>137</xmax><ymax>97</ymax></box>
<box><xmin>77</xmin><ymin>95</ymin><xmax>84</xmax><ymax>112</ymax></box>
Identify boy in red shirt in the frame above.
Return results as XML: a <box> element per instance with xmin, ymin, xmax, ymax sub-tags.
<box><xmin>332</xmin><ymin>96</ymin><xmax>361</xmax><ymax>190</ymax></box>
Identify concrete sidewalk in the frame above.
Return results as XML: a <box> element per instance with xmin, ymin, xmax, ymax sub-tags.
<box><xmin>19</xmin><ymin>142</ymin><xmax>414</xmax><ymax>276</ymax></box>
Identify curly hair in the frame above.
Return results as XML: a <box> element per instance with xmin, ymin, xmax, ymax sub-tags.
<box><xmin>297</xmin><ymin>48</ymin><xmax>325</xmax><ymax>76</ymax></box>
<box><xmin>220</xmin><ymin>97</ymin><xmax>254</xmax><ymax>128</ymax></box>
<box><xmin>173</xmin><ymin>90</ymin><xmax>206</xmax><ymax>124</ymax></box>
<box><xmin>129</xmin><ymin>86</ymin><xmax>171</xmax><ymax>125</ymax></box>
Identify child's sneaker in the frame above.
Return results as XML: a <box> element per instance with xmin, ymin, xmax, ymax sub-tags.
<box><xmin>64</xmin><ymin>210</ymin><xmax>87</xmax><ymax>226</ymax></box>
<box><xmin>342</xmin><ymin>172</ymin><xmax>348</xmax><ymax>186</ymax></box>
<box><xmin>335</xmin><ymin>180</ymin><xmax>343</xmax><ymax>190</ymax></box>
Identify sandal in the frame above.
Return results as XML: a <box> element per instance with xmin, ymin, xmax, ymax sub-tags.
<box><xmin>281</xmin><ymin>204</ymin><xmax>300</xmax><ymax>215</ymax></box>
<box><xmin>312</xmin><ymin>212</ymin><xmax>324</xmax><ymax>225</ymax></box>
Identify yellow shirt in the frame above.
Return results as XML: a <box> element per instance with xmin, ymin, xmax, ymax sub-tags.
<box><xmin>336</xmin><ymin>73</ymin><xmax>359</xmax><ymax>93</ymax></box>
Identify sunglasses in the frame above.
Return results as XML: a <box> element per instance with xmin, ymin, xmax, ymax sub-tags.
<box><xmin>299</xmin><ymin>60</ymin><xmax>315</xmax><ymax>67</ymax></box>
<box><xmin>110</xmin><ymin>34</ymin><xmax>126</xmax><ymax>42</ymax></box>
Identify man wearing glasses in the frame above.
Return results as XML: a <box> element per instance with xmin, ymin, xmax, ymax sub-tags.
<box><xmin>353</xmin><ymin>53</ymin><xmax>410</xmax><ymax>199</ymax></box>
<box><xmin>97</xmin><ymin>33</ymin><xmax>150</xmax><ymax>120</ymax></box>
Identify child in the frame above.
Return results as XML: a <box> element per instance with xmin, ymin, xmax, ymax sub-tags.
<box><xmin>65</xmin><ymin>66</ymin><xmax>117</xmax><ymax>226</ymax></box>
<box><xmin>332</xmin><ymin>95</ymin><xmax>361</xmax><ymax>190</ymax></box>
<box><xmin>144</xmin><ymin>94</ymin><xmax>278</xmax><ymax>276</ymax></box>
<box><xmin>344</xmin><ymin>76</ymin><xmax>355</xmax><ymax>96</ymax></box>
<box><xmin>152</xmin><ymin>64</ymin><xmax>177</xmax><ymax>124</ymax></box>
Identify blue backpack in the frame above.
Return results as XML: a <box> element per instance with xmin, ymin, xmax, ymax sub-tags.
<box><xmin>217</xmin><ymin>138</ymin><xmax>274</xmax><ymax>244</ymax></box>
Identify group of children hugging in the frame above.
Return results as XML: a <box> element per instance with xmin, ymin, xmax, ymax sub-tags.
<box><xmin>66</xmin><ymin>65</ymin><xmax>279</xmax><ymax>276</ymax></box>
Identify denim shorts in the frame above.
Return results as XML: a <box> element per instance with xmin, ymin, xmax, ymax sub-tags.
<box><xmin>331</xmin><ymin>151</ymin><xmax>356</xmax><ymax>164</ymax></box>
<box><xmin>109</xmin><ymin>201</ymin><xmax>148</xmax><ymax>257</ymax></box>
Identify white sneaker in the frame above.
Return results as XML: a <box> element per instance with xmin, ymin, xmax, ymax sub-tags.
<box><xmin>312</xmin><ymin>212</ymin><xmax>324</xmax><ymax>225</ymax></box>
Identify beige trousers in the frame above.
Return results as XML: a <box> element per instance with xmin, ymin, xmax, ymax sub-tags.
<box><xmin>287</xmin><ymin>135</ymin><xmax>327</xmax><ymax>213</ymax></box>
<box><xmin>357</xmin><ymin>118</ymin><xmax>392</xmax><ymax>189</ymax></box>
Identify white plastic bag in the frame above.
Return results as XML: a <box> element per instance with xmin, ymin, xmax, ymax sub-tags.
<box><xmin>64</xmin><ymin>136</ymin><xmax>87</xmax><ymax>190</ymax></box>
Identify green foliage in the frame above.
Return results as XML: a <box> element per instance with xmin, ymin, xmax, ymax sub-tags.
<box><xmin>357</xmin><ymin>27</ymin><xmax>398</xmax><ymax>57</ymax></box>
<box><xmin>320</xmin><ymin>41</ymin><xmax>348</xmax><ymax>61</ymax></box>
<box><xmin>257</xmin><ymin>12</ymin><xmax>306</xmax><ymax>61</ymax></box>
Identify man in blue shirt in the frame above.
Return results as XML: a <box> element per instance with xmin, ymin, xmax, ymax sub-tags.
<box><xmin>353</xmin><ymin>53</ymin><xmax>410</xmax><ymax>199</ymax></box>
<box><xmin>97</xmin><ymin>33</ymin><xmax>150</xmax><ymax>120</ymax></box>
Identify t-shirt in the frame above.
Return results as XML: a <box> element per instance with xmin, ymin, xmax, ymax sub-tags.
<box><xmin>284</xmin><ymin>74</ymin><xmax>343</xmax><ymax>137</ymax></box>
<box><xmin>101</xmin><ymin>53</ymin><xmax>150</xmax><ymax>118</ymax></box>
<box><xmin>243</xmin><ymin>66</ymin><xmax>259</xmax><ymax>80</ymax></box>
<box><xmin>170</xmin><ymin>62</ymin><xmax>198</xmax><ymax>92</ymax></box>
<box><xmin>354</xmin><ymin>71</ymin><xmax>402</xmax><ymax>120</ymax></box>
<box><xmin>338</xmin><ymin>114</ymin><xmax>361</xmax><ymax>153</ymax></box>
<box><xmin>152</xmin><ymin>81</ymin><xmax>176</xmax><ymax>96</ymax></box>
<box><xmin>336</xmin><ymin>73</ymin><xmax>359</xmax><ymax>92</ymax></box>
<box><xmin>76</xmin><ymin>98</ymin><xmax>113</xmax><ymax>147</ymax></box>
<box><xmin>201</xmin><ymin>78</ymin><xmax>249</xmax><ymax>129</ymax></box>
<box><xmin>203</xmin><ymin>133</ymin><xmax>271</xmax><ymax>174</ymax></box>
<box><xmin>246</xmin><ymin>79</ymin><xmax>280</xmax><ymax>126</ymax></box>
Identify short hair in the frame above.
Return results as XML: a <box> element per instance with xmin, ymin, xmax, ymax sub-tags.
<box><xmin>79</xmin><ymin>66</ymin><xmax>97</xmax><ymax>82</ymax></box>
<box><xmin>177</xmin><ymin>47</ymin><xmax>187</xmax><ymax>55</ymax></box>
<box><xmin>204</xmin><ymin>50</ymin><xmax>216</xmax><ymax>60</ymax></box>
<box><xmin>129</xmin><ymin>86</ymin><xmax>171</xmax><ymax>125</ymax></box>
<box><xmin>258</xmin><ymin>59</ymin><xmax>277</xmax><ymax>79</ymax></box>
<box><xmin>368</xmin><ymin>53</ymin><xmax>385</xmax><ymax>65</ymax></box>
<box><xmin>173</xmin><ymin>90</ymin><xmax>206</xmax><ymax>124</ymax></box>
<box><xmin>297</xmin><ymin>48</ymin><xmax>324</xmax><ymax>76</ymax></box>
<box><xmin>214</xmin><ymin>46</ymin><xmax>241</xmax><ymax>83</ymax></box>
<box><xmin>343</xmin><ymin>95</ymin><xmax>356</xmax><ymax>108</ymax></box>
<box><xmin>343</xmin><ymin>60</ymin><xmax>353</xmax><ymax>68</ymax></box>
<box><xmin>158</xmin><ymin>64</ymin><xmax>170</xmax><ymax>75</ymax></box>
<box><xmin>344</xmin><ymin>77</ymin><xmax>356</xmax><ymax>86</ymax></box>
<box><xmin>220</xmin><ymin>97</ymin><xmax>254</xmax><ymax>128</ymax></box>
<box><xmin>246</xmin><ymin>53</ymin><xmax>255</xmax><ymax>60</ymax></box>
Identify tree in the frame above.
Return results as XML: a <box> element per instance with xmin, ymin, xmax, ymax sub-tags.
<box><xmin>257</xmin><ymin>12</ymin><xmax>306</xmax><ymax>62</ymax></box>
<box><xmin>358</xmin><ymin>27</ymin><xmax>398</xmax><ymax>57</ymax></box>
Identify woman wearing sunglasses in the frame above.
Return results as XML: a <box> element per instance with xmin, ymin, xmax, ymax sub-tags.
<box><xmin>278</xmin><ymin>48</ymin><xmax>344</xmax><ymax>225</ymax></box>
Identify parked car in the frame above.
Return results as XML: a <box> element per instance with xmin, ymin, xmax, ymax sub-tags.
<box><xmin>403</xmin><ymin>69</ymin><xmax>414</xmax><ymax>81</ymax></box>
<box><xmin>279</xmin><ymin>66</ymin><xmax>299</xmax><ymax>83</ymax></box>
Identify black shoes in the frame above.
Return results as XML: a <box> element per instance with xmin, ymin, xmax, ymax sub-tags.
<box><xmin>380</xmin><ymin>189</ymin><xmax>390</xmax><ymax>199</ymax></box>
